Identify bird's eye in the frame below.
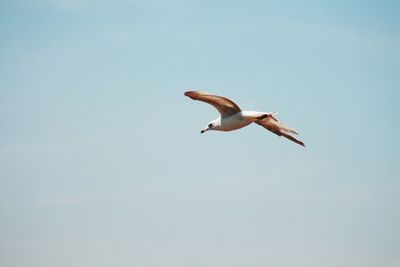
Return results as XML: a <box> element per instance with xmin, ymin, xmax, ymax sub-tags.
<box><xmin>208</xmin><ymin>123</ymin><xmax>213</xmax><ymax>128</ymax></box>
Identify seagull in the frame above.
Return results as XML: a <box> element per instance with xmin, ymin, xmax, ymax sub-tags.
<box><xmin>184</xmin><ymin>91</ymin><xmax>305</xmax><ymax>147</ymax></box>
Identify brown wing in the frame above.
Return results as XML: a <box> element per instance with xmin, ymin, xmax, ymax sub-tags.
<box><xmin>256</xmin><ymin>114</ymin><xmax>305</xmax><ymax>147</ymax></box>
<box><xmin>184</xmin><ymin>91</ymin><xmax>241</xmax><ymax>117</ymax></box>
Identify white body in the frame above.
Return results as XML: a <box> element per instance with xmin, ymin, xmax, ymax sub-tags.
<box><xmin>208</xmin><ymin>111</ymin><xmax>265</xmax><ymax>132</ymax></box>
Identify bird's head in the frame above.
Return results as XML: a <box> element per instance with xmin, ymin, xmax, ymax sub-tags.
<box><xmin>201</xmin><ymin>120</ymin><xmax>219</xmax><ymax>134</ymax></box>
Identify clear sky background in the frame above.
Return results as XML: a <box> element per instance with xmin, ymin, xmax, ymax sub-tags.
<box><xmin>1</xmin><ymin>0</ymin><xmax>399</xmax><ymax>266</ymax></box>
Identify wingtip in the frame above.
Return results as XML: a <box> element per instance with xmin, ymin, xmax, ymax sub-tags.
<box><xmin>184</xmin><ymin>90</ymin><xmax>209</xmax><ymax>99</ymax></box>
<box><xmin>295</xmin><ymin>139</ymin><xmax>306</xmax><ymax>147</ymax></box>
<box><xmin>293</xmin><ymin>140</ymin><xmax>305</xmax><ymax>147</ymax></box>
<box><xmin>184</xmin><ymin>91</ymin><xmax>196</xmax><ymax>100</ymax></box>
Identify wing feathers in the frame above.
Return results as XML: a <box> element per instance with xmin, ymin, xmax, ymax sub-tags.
<box><xmin>184</xmin><ymin>91</ymin><xmax>241</xmax><ymax>117</ymax></box>
<box><xmin>256</xmin><ymin>114</ymin><xmax>305</xmax><ymax>147</ymax></box>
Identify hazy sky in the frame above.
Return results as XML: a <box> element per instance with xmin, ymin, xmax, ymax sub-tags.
<box><xmin>1</xmin><ymin>0</ymin><xmax>399</xmax><ymax>266</ymax></box>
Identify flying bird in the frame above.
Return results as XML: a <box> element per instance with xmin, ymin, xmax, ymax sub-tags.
<box><xmin>184</xmin><ymin>91</ymin><xmax>305</xmax><ymax>147</ymax></box>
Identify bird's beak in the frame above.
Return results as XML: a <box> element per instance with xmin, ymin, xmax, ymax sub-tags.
<box><xmin>201</xmin><ymin>128</ymin><xmax>208</xmax><ymax>134</ymax></box>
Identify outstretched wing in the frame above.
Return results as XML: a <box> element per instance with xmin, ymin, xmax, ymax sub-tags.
<box><xmin>256</xmin><ymin>114</ymin><xmax>305</xmax><ymax>147</ymax></box>
<box><xmin>184</xmin><ymin>91</ymin><xmax>241</xmax><ymax>117</ymax></box>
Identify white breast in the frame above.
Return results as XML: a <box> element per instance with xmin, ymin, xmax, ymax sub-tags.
<box><xmin>219</xmin><ymin>112</ymin><xmax>253</xmax><ymax>131</ymax></box>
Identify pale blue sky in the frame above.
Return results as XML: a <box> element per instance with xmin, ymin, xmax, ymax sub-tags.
<box><xmin>1</xmin><ymin>0</ymin><xmax>399</xmax><ymax>266</ymax></box>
